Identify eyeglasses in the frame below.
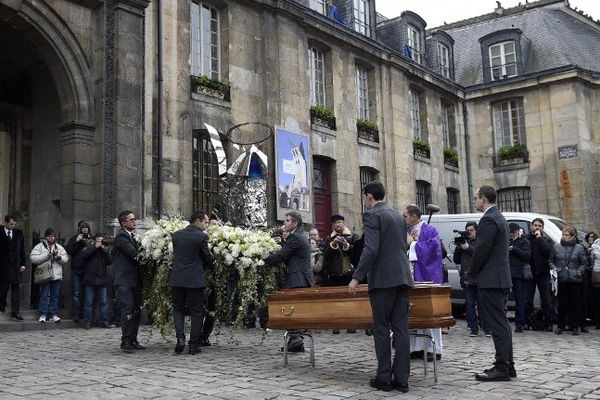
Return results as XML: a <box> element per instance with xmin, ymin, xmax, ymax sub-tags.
<box><xmin>562</xmin><ymin>233</ymin><xmax>573</xmax><ymax>237</ymax></box>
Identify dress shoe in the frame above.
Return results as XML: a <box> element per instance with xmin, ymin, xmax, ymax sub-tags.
<box><xmin>131</xmin><ymin>341</ymin><xmax>146</xmax><ymax>350</ymax></box>
<box><xmin>332</xmin><ymin>329</ymin><xmax>340</xmax><ymax>334</ymax></box>
<box><xmin>369</xmin><ymin>378</ymin><xmax>393</xmax><ymax>392</ymax></box>
<box><xmin>509</xmin><ymin>365</ymin><xmax>517</xmax><ymax>378</ymax></box>
<box><xmin>475</xmin><ymin>367</ymin><xmax>511</xmax><ymax>381</ymax></box>
<box><xmin>410</xmin><ymin>350</ymin><xmax>424</xmax><ymax>359</ymax></box>
<box><xmin>545</xmin><ymin>325</ymin><xmax>554</xmax><ymax>332</ymax></box>
<box><xmin>120</xmin><ymin>341</ymin><xmax>134</xmax><ymax>353</ymax></box>
<box><xmin>572</xmin><ymin>328</ymin><xmax>580</xmax><ymax>336</ymax></box>
<box><xmin>365</xmin><ymin>328</ymin><xmax>373</xmax><ymax>336</ymax></box>
<box><xmin>555</xmin><ymin>328</ymin><xmax>563</xmax><ymax>335</ymax></box>
<box><xmin>514</xmin><ymin>326</ymin><xmax>523</xmax><ymax>333</ymax></box>
<box><xmin>174</xmin><ymin>339</ymin><xmax>185</xmax><ymax>354</ymax></box>
<box><xmin>580</xmin><ymin>326</ymin><xmax>588</xmax><ymax>333</ymax></box>
<box><xmin>11</xmin><ymin>313</ymin><xmax>24</xmax><ymax>321</ymax></box>
<box><xmin>199</xmin><ymin>338</ymin><xmax>211</xmax><ymax>347</ymax></box>
<box><xmin>347</xmin><ymin>329</ymin><xmax>356</xmax><ymax>333</ymax></box>
<box><xmin>392</xmin><ymin>380</ymin><xmax>409</xmax><ymax>393</ymax></box>
<box><xmin>189</xmin><ymin>345</ymin><xmax>201</xmax><ymax>355</ymax></box>
<box><xmin>426</xmin><ymin>353</ymin><xmax>442</xmax><ymax>362</ymax></box>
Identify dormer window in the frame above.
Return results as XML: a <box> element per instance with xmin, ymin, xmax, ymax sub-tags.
<box><xmin>308</xmin><ymin>0</ymin><xmax>326</xmax><ymax>14</ymax></box>
<box><xmin>490</xmin><ymin>41</ymin><xmax>516</xmax><ymax>80</ymax></box>
<box><xmin>353</xmin><ymin>0</ymin><xmax>370</xmax><ymax>36</ymax></box>
<box><xmin>407</xmin><ymin>25</ymin><xmax>423</xmax><ymax>64</ymax></box>
<box><xmin>437</xmin><ymin>42</ymin><xmax>450</xmax><ymax>78</ymax></box>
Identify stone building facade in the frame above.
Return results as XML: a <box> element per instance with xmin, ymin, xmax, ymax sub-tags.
<box><xmin>0</xmin><ymin>0</ymin><xmax>598</xmax><ymax>310</ymax></box>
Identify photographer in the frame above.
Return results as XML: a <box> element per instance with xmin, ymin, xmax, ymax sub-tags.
<box><xmin>453</xmin><ymin>222</ymin><xmax>491</xmax><ymax>337</ymax></box>
<box><xmin>65</xmin><ymin>221</ymin><xmax>92</xmax><ymax>322</ymax></box>
<box><xmin>77</xmin><ymin>234</ymin><xmax>113</xmax><ymax>329</ymax></box>
<box><xmin>30</xmin><ymin>228</ymin><xmax>69</xmax><ymax>322</ymax></box>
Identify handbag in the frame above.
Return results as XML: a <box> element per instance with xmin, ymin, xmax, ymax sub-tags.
<box><xmin>556</xmin><ymin>246</ymin><xmax>576</xmax><ymax>284</ymax></box>
<box><xmin>522</xmin><ymin>264</ymin><xmax>533</xmax><ymax>280</ymax></box>
<box><xmin>34</xmin><ymin>260</ymin><xmax>55</xmax><ymax>285</ymax></box>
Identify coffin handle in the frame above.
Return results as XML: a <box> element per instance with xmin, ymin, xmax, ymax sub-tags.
<box><xmin>281</xmin><ymin>306</ymin><xmax>295</xmax><ymax>316</ymax></box>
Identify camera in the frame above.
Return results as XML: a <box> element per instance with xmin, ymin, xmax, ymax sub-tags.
<box><xmin>101</xmin><ymin>239</ymin><xmax>110</xmax><ymax>247</ymax></box>
<box><xmin>453</xmin><ymin>229</ymin><xmax>469</xmax><ymax>246</ymax></box>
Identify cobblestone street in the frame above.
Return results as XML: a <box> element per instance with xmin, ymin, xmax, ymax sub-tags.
<box><xmin>1</xmin><ymin>319</ymin><xmax>600</xmax><ymax>399</ymax></box>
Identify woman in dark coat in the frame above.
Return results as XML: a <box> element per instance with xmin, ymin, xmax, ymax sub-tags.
<box><xmin>549</xmin><ymin>225</ymin><xmax>587</xmax><ymax>335</ymax></box>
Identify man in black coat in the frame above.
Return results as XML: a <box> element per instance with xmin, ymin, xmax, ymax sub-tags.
<box><xmin>170</xmin><ymin>210</ymin><xmax>214</xmax><ymax>355</ymax></box>
<box><xmin>349</xmin><ymin>182</ymin><xmax>414</xmax><ymax>393</ymax></box>
<box><xmin>508</xmin><ymin>223</ymin><xmax>531</xmax><ymax>332</ymax></box>
<box><xmin>470</xmin><ymin>186</ymin><xmax>514</xmax><ymax>381</ymax></box>
<box><xmin>266</xmin><ymin>211</ymin><xmax>314</xmax><ymax>352</ymax></box>
<box><xmin>112</xmin><ymin>210</ymin><xmax>145</xmax><ymax>353</ymax></box>
<box><xmin>65</xmin><ymin>221</ymin><xmax>92</xmax><ymax>322</ymax></box>
<box><xmin>0</xmin><ymin>214</ymin><xmax>27</xmax><ymax>320</ymax></box>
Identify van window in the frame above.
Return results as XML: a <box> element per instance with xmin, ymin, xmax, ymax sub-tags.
<box><xmin>506</xmin><ymin>220</ymin><xmax>530</xmax><ymax>235</ymax></box>
<box><xmin>549</xmin><ymin>218</ymin><xmax>588</xmax><ymax>244</ymax></box>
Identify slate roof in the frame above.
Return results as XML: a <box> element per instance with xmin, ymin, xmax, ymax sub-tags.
<box><xmin>439</xmin><ymin>1</ymin><xmax>600</xmax><ymax>86</ymax></box>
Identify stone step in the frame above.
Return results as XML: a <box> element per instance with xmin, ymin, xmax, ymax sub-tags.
<box><xmin>0</xmin><ymin>309</ymin><xmax>83</xmax><ymax>332</ymax></box>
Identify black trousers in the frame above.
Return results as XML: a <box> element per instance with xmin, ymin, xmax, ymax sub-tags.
<box><xmin>369</xmin><ymin>286</ymin><xmax>410</xmax><ymax>385</ymax></box>
<box><xmin>116</xmin><ymin>285</ymin><xmax>143</xmax><ymax>343</ymax></box>
<box><xmin>479</xmin><ymin>288</ymin><xmax>513</xmax><ymax>370</ymax></box>
<box><xmin>171</xmin><ymin>287</ymin><xmax>205</xmax><ymax>345</ymax></box>
<box><xmin>0</xmin><ymin>283</ymin><xmax>20</xmax><ymax>313</ymax></box>
<box><xmin>200</xmin><ymin>289</ymin><xmax>216</xmax><ymax>340</ymax></box>
<box><xmin>557</xmin><ymin>282</ymin><xmax>582</xmax><ymax>330</ymax></box>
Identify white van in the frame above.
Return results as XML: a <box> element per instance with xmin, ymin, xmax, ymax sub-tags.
<box><xmin>423</xmin><ymin>212</ymin><xmax>585</xmax><ymax>312</ymax></box>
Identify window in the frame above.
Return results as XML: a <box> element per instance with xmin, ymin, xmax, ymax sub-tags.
<box><xmin>192</xmin><ymin>131</ymin><xmax>219</xmax><ymax>211</ymax></box>
<box><xmin>356</xmin><ymin>66</ymin><xmax>369</xmax><ymax>120</ymax></box>
<box><xmin>437</xmin><ymin>42</ymin><xmax>450</xmax><ymax>78</ymax></box>
<box><xmin>415</xmin><ymin>180</ymin><xmax>432</xmax><ymax>212</ymax></box>
<box><xmin>441</xmin><ymin>103</ymin><xmax>450</xmax><ymax>148</ymax></box>
<box><xmin>446</xmin><ymin>188</ymin><xmax>460</xmax><ymax>214</ymax></box>
<box><xmin>411</xmin><ymin>90</ymin><xmax>422</xmax><ymax>140</ymax></box>
<box><xmin>493</xmin><ymin>99</ymin><xmax>526</xmax><ymax>150</ymax></box>
<box><xmin>308</xmin><ymin>47</ymin><xmax>326</xmax><ymax>106</ymax></box>
<box><xmin>191</xmin><ymin>2</ymin><xmax>220</xmax><ymax>79</ymax></box>
<box><xmin>497</xmin><ymin>187</ymin><xmax>532</xmax><ymax>212</ymax></box>
<box><xmin>308</xmin><ymin>0</ymin><xmax>326</xmax><ymax>14</ymax></box>
<box><xmin>489</xmin><ymin>41</ymin><xmax>516</xmax><ymax>80</ymax></box>
<box><xmin>407</xmin><ymin>25</ymin><xmax>422</xmax><ymax>64</ymax></box>
<box><xmin>360</xmin><ymin>167</ymin><xmax>378</xmax><ymax>212</ymax></box>
<box><xmin>353</xmin><ymin>0</ymin><xmax>370</xmax><ymax>36</ymax></box>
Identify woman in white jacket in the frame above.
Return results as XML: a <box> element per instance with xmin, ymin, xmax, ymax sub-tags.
<box><xmin>30</xmin><ymin>228</ymin><xmax>69</xmax><ymax>322</ymax></box>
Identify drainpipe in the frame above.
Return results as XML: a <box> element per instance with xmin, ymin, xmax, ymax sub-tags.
<box><xmin>157</xmin><ymin>0</ymin><xmax>164</xmax><ymax>217</ymax></box>
<box><xmin>462</xmin><ymin>100</ymin><xmax>474</xmax><ymax>212</ymax></box>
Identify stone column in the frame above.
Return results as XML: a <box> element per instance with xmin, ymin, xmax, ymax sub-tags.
<box><xmin>102</xmin><ymin>0</ymin><xmax>150</xmax><ymax>229</ymax></box>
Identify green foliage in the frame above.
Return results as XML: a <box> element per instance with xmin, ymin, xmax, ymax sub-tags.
<box><xmin>412</xmin><ymin>139</ymin><xmax>431</xmax><ymax>155</ymax></box>
<box><xmin>310</xmin><ymin>104</ymin><xmax>335</xmax><ymax>122</ymax></box>
<box><xmin>443</xmin><ymin>147</ymin><xmax>459</xmax><ymax>167</ymax></box>
<box><xmin>356</xmin><ymin>118</ymin><xmax>377</xmax><ymax>131</ymax></box>
<box><xmin>498</xmin><ymin>143</ymin><xmax>527</xmax><ymax>158</ymax></box>
<box><xmin>191</xmin><ymin>75</ymin><xmax>228</xmax><ymax>94</ymax></box>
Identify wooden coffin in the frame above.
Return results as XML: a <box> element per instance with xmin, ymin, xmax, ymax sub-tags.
<box><xmin>267</xmin><ymin>283</ymin><xmax>455</xmax><ymax>330</ymax></box>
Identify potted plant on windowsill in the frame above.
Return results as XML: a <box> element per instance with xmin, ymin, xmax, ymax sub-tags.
<box><xmin>412</xmin><ymin>139</ymin><xmax>431</xmax><ymax>159</ymax></box>
<box><xmin>497</xmin><ymin>143</ymin><xmax>528</xmax><ymax>165</ymax></box>
<box><xmin>310</xmin><ymin>105</ymin><xmax>336</xmax><ymax>131</ymax></box>
<box><xmin>191</xmin><ymin>75</ymin><xmax>230</xmax><ymax>100</ymax></box>
<box><xmin>356</xmin><ymin>118</ymin><xmax>379</xmax><ymax>143</ymax></box>
<box><xmin>443</xmin><ymin>147</ymin><xmax>459</xmax><ymax>168</ymax></box>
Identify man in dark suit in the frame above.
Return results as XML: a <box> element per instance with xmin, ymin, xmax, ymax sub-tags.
<box><xmin>0</xmin><ymin>214</ymin><xmax>27</xmax><ymax>320</ymax></box>
<box><xmin>170</xmin><ymin>210</ymin><xmax>214</xmax><ymax>355</ymax></box>
<box><xmin>113</xmin><ymin>210</ymin><xmax>145</xmax><ymax>353</ymax></box>
<box><xmin>266</xmin><ymin>211</ymin><xmax>314</xmax><ymax>351</ymax></box>
<box><xmin>469</xmin><ymin>186</ymin><xmax>515</xmax><ymax>381</ymax></box>
<box><xmin>349</xmin><ymin>182</ymin><xmax>414</xmax><ymax>393</ymax></box>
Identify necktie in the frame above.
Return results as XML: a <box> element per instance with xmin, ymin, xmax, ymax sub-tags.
<box><xmin>7</xmin><ymin>231</ymin><xmax>11</xmax><ymax>240</ymax></box>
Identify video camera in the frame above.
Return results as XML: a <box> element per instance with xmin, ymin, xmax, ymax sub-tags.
<box><xmin>453</xmin><ymin>229</ymin><xmax>469</xmax><ymax>246</ymax></box>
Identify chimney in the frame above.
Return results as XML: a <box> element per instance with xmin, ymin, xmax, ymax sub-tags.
<box><xmin>495</xmin><ymin>1</ymin><xmax>505</xmax><ymax>15</ymax></box>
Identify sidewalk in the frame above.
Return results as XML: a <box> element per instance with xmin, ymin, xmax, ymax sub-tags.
<box><xmin>1</xmin><ymin>320</ymin><xmax>599</xmax><ymax>399</ymax></box>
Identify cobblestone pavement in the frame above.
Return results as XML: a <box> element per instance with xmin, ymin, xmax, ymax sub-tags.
<box><xmin>1</xmin><ymin>319</ymin><xmax>600</xmax><ymax>399</ymax></box>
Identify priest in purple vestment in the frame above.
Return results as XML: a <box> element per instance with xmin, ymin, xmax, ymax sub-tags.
<box><xmin>403</xmin><ymin>204</ymin><xmax>444</xmax><ymax>361</ymax></box>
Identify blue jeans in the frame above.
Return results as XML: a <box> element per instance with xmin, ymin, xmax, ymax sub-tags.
<box><xmin>465</xmin><ymin>285</ymin><xmax>489</xmax><ymax>332</ymax></box>
<box><xmin>72</xmin><ymin>271</ymin><xmax>84</xmax><ymax>319</ymax></box>
<box><xmin>84</xmin><ymin>286</ymin><xmax>108</xmax><ymax>324</ymax></box>
<box><xmin>512</xmin><ymin>278</ymin><xmax>526</xmax><ymax>327</ymax></box>
<box><xmin>39</xmin><ymin>280</ymin><xmax>61</xmax><ymax>317</ymax></box>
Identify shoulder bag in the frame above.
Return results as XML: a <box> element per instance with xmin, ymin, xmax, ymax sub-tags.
<box><xmin>34</xmin><ymin>259</ymin><xmax>55</xmax><ymax>285</ymax></box>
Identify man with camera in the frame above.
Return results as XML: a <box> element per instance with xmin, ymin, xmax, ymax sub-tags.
<box><xmin>66</xmin><ymin>221</ymin><xmax>92</xmax><ymax>323</ymax></box>
<box><xmin>322</xmin><ymin>214</ymin><xmax>359</xmax><ymax>333</ymax></box>
<box><xmin>76</xmin><ymin>233</ymin><xmax>113</xmax><ymax>329</ymax></box>
<box><xmin>453</xmin><ymin>222</ymin><xmax>491</xmax><ymax>337</ymax></box>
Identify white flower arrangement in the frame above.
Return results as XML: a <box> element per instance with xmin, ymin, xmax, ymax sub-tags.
<box><xmin>137</xmin><ymin>217</ymin><xmax>282</xmax><ymax>339</ymax></box>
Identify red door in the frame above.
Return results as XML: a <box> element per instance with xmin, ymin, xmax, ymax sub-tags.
<box><xmin>313</xmin><ymin>158</ymin><xmax>332</xmax><ymax>238</ymax></box>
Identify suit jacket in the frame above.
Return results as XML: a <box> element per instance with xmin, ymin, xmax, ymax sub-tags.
<box><xmin>469</xmin><ymin>206</ymin><xmax>512</xmax><ymax>289</ymax></box>
<box><xmin>266</xmin><ymin>228</ymin><xmax>314</xmax><ymax>289</ymax></box>
<box><xmin>0</xmin><ymin>228</ymin><xmax>26</xmax><ymax>285</ymax></box>
<box><xmin>169</xmin><ymin>224</ymin><xmax>214</xmax><ymax>288</ymax></box>
<box><xmin>112</xmin><ymin>228</ymin><xmax>140</xmax><ymax>287</ymax></box>
<box><xmin>353</xmin><ymin>202</ymin><xmax>414</xmax><ymax>291</ymax></box>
